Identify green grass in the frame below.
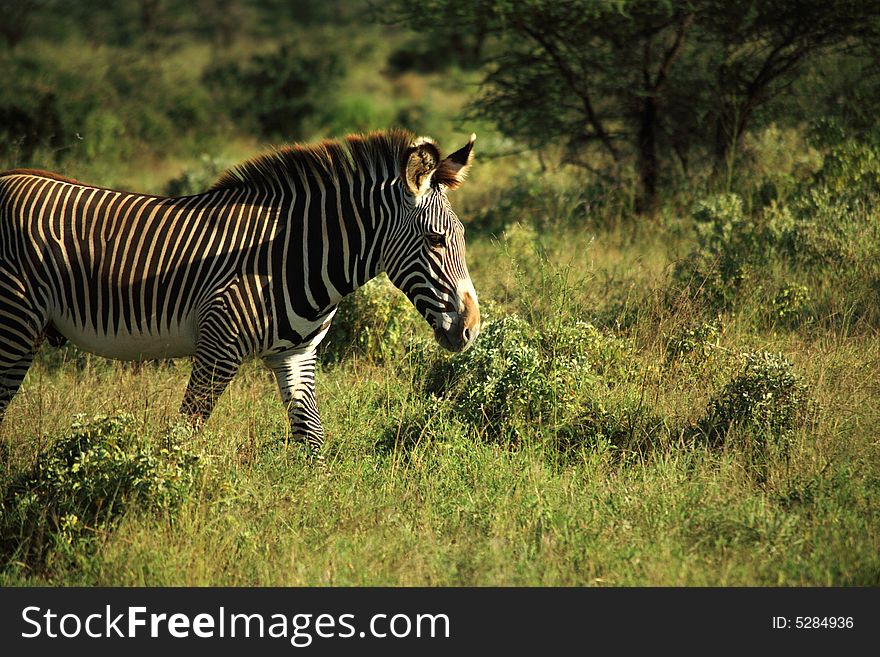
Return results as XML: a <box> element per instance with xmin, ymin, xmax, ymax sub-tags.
<box><xmin>1</xmin><ymin>203</ymin><xmax>878</xmax><ymax>586</ymax></box>
<box><xmin>1</xmin><ymin>20</ymin><xmax>878</xmax><ymax>581</ymax></box>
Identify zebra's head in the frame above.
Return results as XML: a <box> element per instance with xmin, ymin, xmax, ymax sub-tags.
<box><xmin>384</xmin><ymin>134</ymin><xmax>480</xmax><ymax>352</ymax></box>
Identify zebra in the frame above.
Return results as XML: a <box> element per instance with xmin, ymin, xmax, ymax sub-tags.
<box><xmin>0</xmin><ymin>129</ymin><xmax>481</xmax><ymax>460</ymax></box>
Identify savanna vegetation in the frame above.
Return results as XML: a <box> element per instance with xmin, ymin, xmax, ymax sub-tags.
<box><xmin>1</xmin><ymin>0</ymin><xmax>878</xmax><ymax>586</ymax></box>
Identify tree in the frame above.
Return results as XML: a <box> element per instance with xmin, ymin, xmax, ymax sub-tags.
<box><xmin>0</xmin><ymin>0</ymin><xmax>46</xmax><ymax>48</ymax></box>
<box><xmin>699</xmin><ymin>0</ymin><xmax>880</xmax><ymax>173</ymax></box>
<box><xmin>389</xmin><ymin>0</ymin><xmax>880</xmax><ymax>214</ymax></box>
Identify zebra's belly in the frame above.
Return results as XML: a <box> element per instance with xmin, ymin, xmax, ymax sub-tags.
<box><xmin>50</xmin><ymin>315</ymin><xmax>198</xmax><ymax>361</ymax></box>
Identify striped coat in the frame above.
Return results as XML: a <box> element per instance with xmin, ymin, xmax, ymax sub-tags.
<box><xmin>0</xmin><ymin>130</ymin><xmax>480</xmax><ymax>458</ymax></box>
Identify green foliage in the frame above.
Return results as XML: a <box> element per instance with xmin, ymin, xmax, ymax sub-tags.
<box><xmin>771</xmin><ymin>283</ymin><xmax>812</xmax><ymax>326</ymax></box>
<box><xmin>320</xmin><ymin>274</ymin><xmax>425</xmax><ymax>366</ymax></box>
<box><xmin>0</xmin><ymin>46</ymin><xmax>218</xmax><ymax>168</ymax></box>
<box><xmin>163</xmin><ymin>155</ymin><xmax>234</xmax><ymax>196</ymax></box>
<box><xmin>317</xmin><ymin>93</ymin><xmax>396</xmax><ymax>137</ymax></box>
<box><xmin>810</xmin><ymin>129</ymin><xmax>880</xmax><ymax>202</ymax></box>
<box><xmin>0</xmin><ymin>414</ymin><xmax>200</xmax><ymax>573</ymax></box>
<box><xmin>698</xmin><ymin>351</ymin><xmax>812</xmax><ymax>447</ymax></box>
<box><xmin>740</xmin><ymin>124</ymin><xmax>823</xmax><ymax>205</ymax></box>
<box><xmin>757</xmin><ymin>137</ymin><xmax>880</xmax><ymax>325</ymax></box>
<box><xmin>783</xmin><ymin>138</ymin><xmax>880</xmax><ymax>277</ymax></box>
<box><xmin>666</xmin><ymin>318</ymin><xmax>721</xmax><ymax>361</ymax></box>
<box><xmin>671</xmin><ymin>132</ymin><xmax>880</xmax><ymax>326</ymax></box>
<box><xmin>391</xmin><ymin>0</ymin><xmax>880</xmax><ymax>213</ymax></box>
<box><xmin>0</xmin><ymin>86</ymin><xmax>65</xmax><ymax>165</ymax></box>
<box><xmin>673</xmin><ymin>194</ymin><xmax>759</xmax><ymax>310</ymax></box>
<box><xmin>425</xmin><ymin>314</ymin><xmax>554</xmax><ymax>432</ymax></box>
<box><xmin>204</xmin><ymin>41</ymin><xmax>346</xmax><ymax>141</ymax></box>
<box><xmin>412</xmin><ymin>312</ymin><xmax>642</xmax><ymax>452</ymax></box>
<box><xmin>470</xmin><ymin>170</ymin><xmax>595</xmax><ymax>236</ymax></box>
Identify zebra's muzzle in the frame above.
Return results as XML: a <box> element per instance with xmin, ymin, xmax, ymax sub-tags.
<box><xmin>434</xmin><ymin>320</ymin><xmax>471</xmax><ymax>352</ymax></box>
<box><xmin>432</xmin><ymin>291</ymin><xmax>480</xmax><ymax>352</ymax></box>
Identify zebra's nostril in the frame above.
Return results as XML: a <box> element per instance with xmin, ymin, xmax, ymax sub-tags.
<box><xmin>463</xmin><ymin>327</ymin><xmax>472</xmax><ymax>342</ymax></box>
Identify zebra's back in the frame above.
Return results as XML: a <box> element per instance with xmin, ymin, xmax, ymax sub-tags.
<box><xmin>0</xmin><ymin>171</ymin><xmax>279</xmax><ymax>360</ymax></box>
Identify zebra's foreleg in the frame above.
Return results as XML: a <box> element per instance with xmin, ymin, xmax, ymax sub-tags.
<box><xmin>264</xmin><ymin>349</ymin><xmax>325</xmax><ymax>462</ymax></box>
<box><xmin>180</xmin><ymin>348</ymin><xmax>242</xmax><ymax>427</ymax></box>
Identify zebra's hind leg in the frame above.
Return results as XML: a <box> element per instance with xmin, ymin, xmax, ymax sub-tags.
<box><xmin>264</xmin><ymin>349</ymin><xmax>325</xmax><ymax>463</ymax></box>
<box><xmin>0</xmin><ymin>309</ymin><xmax>45</xmax><ymax>427</ymax></box>
<box><xmin>179</xmin><ymin>347</ymin><xmax>242</xmax><ymax>428</ymax></box>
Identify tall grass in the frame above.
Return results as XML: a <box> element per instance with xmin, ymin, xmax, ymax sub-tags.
<box><xmin>2</xmin><ymin>146</ymin><xmax>878</xmax><ymax>585</ymax></box>
<box><xmin>1</xmin><ymin>20</ymin><xmax>878</xmax><ymax>586</ymax></box>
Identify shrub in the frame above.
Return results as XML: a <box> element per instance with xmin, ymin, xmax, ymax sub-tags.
<box><xmin>810</xmin><ymin>137</ymin><xmax>880</xmax><ymax>204</ymax></box>
<box><xmin>317</xmin><ymin>93</ymin><xmax>396</xmax><ymax>137</ymax></box>
<box><xmin>771</xmin><ymin>283</ymin><xmax>812</xmax><ymax>326</ymax></box>
<box><xmin>320</xmin><ymin>274</ymin><xmax>424</xmax><ymax>366</ymax></box>
<box><xmin>0</xmin><ymin>414</ymin><xmax>200</xmax><ymax>572</ymax></box>
<box><xmin>425</xmin><ymin>314</ymin><xmax>551</xmax><ymax>434</ymax></box>
<box><xmin>204</xmin><ymin>41</ymin><xmax>346</xmax><ymax>141</ymax></box>
<box><xmin>762</xmin><ymin>132</ymin><xmax>880</xmax><ymax>272</ymax></box>
<box><xmin>740</xmin><ymin>124</ymin><xmax>822</xmax><ymax>205</ymax></box>
<box><xmin>470</xmin><ymin>173</ymin><xmax>547</xmax><ymax>236</ymax></box>
<box><xmin>670</xmin><ymin>136</ymin><xmax>880</xmax><ymax>326</ymax></box>
<box><xmin>164</xmin><ymin>155</ymin><xmax>234</xmax><ymax>196</ymax></box>
<box><xmin>698</xmin><ymin>351</ymin><xmax>811</xmax><ymax>447</ymax></box>
<box><xmin>0</xmin><ymin>46</ymin><xmax>220</xmax><ymax>168</ymax></box>
<box><xmin>414</xmin><ymin>313</ymin><xmax>634</xmax><ymax>444</ymax></box>
<box><xmin>666</xmin><ymin>318</ymin><xmax>721</xmax><ymax>361</ymax></box>
<box><xmin>81</xmin><ymin>110</ymin><xmax>128</xmax><ymax>162</ymax></box>
<box><xmin>673</xmin><ymin>194</ymin><xmax>761</xmax><ymax>310</ymax></box>
<box><xmin>0</xmin><ymin>91</ymin><xmax>65</xmax><ymax>165</ymax></box>
<box><xmin>469</xmin><ymin>171</ymin><xmax>593</xmax><ymax>236</ymax></box>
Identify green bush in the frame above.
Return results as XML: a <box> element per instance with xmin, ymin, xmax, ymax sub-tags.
<box><xmin>317</xmin><ymin>93</ymin><xmax>396</xmax><ymax>137</ymax></box>
<box><xmin>670</xmin><ymin>136</ymin><xmax>880</xmax><ymax>327</ymax></box>
<box><xmin>784</xmin><ymin>189</ymin><xmax>879</xmax><ymax>276</ymax></box>
<box><xmin>666</xmin><ymin>319</ymin><xmax>722</xmax><ymax>361</ymax></box>
<box><xmin>811</xmin><ymin>136</ymin><xmax>880</xmax><ymax>204</ymax></box>
<box><xmin>204</xmin><ymin>41</ymin><xmax>346</xmax><ymax>141</ymax></box>
<box><xmin>760</xmin><ymin>132</ymin><xmax>880</xmax><ymax>271</ymax></box>
<box><xmin>740</xmin><ymin>124</ymin><xmax>822</xmax><ymax>205</ymax></box>
<box><xmin>470</xmin><ymin>171</ymin><xmax>593</xmax><ymax>236</ymax></box>
<box><xmin>0</xmin><ymin>414</ymin><xmax>200</xmax><ymax>572</ymax></box>
<box><xmin>320</xmin><ymin>274</ymin><xmax>424</xmax><ymax>366</ymax></box>
<box><xmin>698</xmin><ymin>351</ymin><xmax>811</xmax><ymax>447</ymax></box>
<box><xmin>81</xmin><ymin>110</ymin><xmax>128</xmax><ymax>162</ymax></box>
<box><xmin>413</xmin><ymin>313</ymin><xmax>637</xmax><ymax>446</ymax></box>
<box><xmin>426</xmin><ymin>314</ymin><xmax>553</xmax><ymax>432</ymax></box>
<box><xmin>0</xmin><ymin>46</ymin><xmax>219</xmax><ymax>168</ymax></box>
<box><xmin>164</xmin><ymin>154</ymin><xmax>234</xmax><ymax>196</ymax></box>
<box><xmin>771</xmin><ymin>283</ymin><xmax>812</xmax><ymax>326</ymax></box>
<box><xmin>673</xmin><ymin>194</ymin><xmax>760</xmax><ymax>310</ymax></box>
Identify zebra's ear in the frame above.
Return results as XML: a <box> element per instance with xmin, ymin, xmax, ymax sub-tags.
<box><xmin>435</xmin><ymin>133</ymin><xmax>476</xmax><ymax>190</ymax></box>
<box><xmin>403</xmin><ymin>137</ymin><xmax>441</xmax><ymax>197</ymax></box>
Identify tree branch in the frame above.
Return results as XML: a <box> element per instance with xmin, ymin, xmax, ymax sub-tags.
<box><xmin>651</xmin><ymin>13</ymin><xmax>695</xmax><ymax>93</ymax></box>
<box><xmin>515</xmin><ymin>21</ymin><xmax>621</xmax><ymax>162</ymax></box>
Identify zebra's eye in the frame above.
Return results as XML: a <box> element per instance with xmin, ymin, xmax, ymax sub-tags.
<box><xmin>426</xmin><ymin>232</ymin><xmax>446</xmax><ymax>250</ymax></box>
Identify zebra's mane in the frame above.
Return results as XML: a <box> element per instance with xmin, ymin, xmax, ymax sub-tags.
<box><xmin>210</xmin><ymin>129</ymin><xmax>417</xmax><ymax>192</ymax></box>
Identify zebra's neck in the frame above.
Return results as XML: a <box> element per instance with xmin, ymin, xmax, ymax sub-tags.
<box><xmin>284</xmin><ymin>164</ymin><xmax>402</xmax><ymax>309</ymax></box>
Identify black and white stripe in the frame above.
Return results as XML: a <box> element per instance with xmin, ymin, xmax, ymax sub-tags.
<box><xmin>0</xmin><ymin>130</ymin><xmax>480</xmax><ymax>459</ymax></box>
